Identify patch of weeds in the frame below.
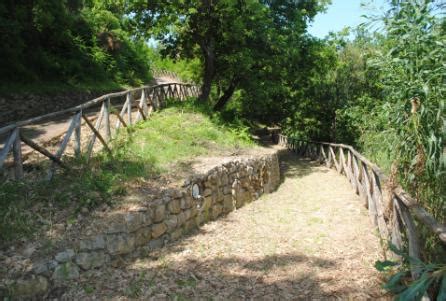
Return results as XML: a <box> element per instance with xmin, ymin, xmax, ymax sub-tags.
<box><xmin>147</xmin><ymin>277</ymin><xmax>156</xmax><ymax>289</ymax></box>
<box><xmin>67</xmin><ymin>216</ymin><xmax>77</xmax><ymax>226</ymax></box>
<box><xmin>83</xmin><ymin>285</ymin><xmax>95</xmax><ymax>294</ymax></box>
<box><xmin>124</xmin><ymin>272</ymin><xmax>146</xmax><ymax>298</ymax></box>
<box><xmin>175</xmin><ymin>277</ymin><xmax>197</xmax><ymax>288</ymax></box>
<box><xmin>157</xmin><ymin>255</ymin><xmax>170</xmax><ymax>269</ymax></box>
<box><xmin>0</xmin><ymin>160</ymin><xmax>114</xmax><ymax>244</ymax></box>
<box><xmin>41</xmin><ymin>239</ymin><xmax>55</xmax><ymax>255</ymax></box>
<box><xmin>171</xmin><ymin>293</ymin><xmax>192</xmax><ymax>301</ymax></box>
<box><xmin>0</xmin><ymin>182</ymin><xmax>35</xmax><ymax>241</ymax></box>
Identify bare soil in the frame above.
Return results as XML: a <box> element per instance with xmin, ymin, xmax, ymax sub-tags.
<box><xmin>60</xmin><ymin>150</ymin><xmax>389</xmax><ymax>300</ymax></box>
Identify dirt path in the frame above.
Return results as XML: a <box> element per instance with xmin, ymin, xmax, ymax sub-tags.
<box><xmin>61</xmin><ymin>151</ymin><xmax>388</xmax><ymax>300</ymax></box>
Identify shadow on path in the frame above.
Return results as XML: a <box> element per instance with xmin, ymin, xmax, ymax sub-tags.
<box><xmin>59</xmin><ymin>148</ymin><xmax>388</xmax><ymax>300</ymax></box>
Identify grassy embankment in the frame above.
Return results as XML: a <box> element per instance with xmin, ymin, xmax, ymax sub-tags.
<box><xmin>0</xmin><ymin>102</ymin><xmax>254</xmax><ymax>243</ymax></box>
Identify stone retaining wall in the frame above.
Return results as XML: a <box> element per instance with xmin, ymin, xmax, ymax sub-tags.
<box><xmin>2</xmin><ymin>152</ymin><xmax>280</xmax><ymax>299</ymax></box>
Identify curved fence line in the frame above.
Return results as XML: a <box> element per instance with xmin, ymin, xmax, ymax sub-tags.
<box><xmin>0</xmin><ymin>81</ymin><xmax>200</xmax><ymax>180</ymax></box>
<box><xmin>152</xmin><ymin>69</ymin><xmax>181</xmax><ymax>80</ymax></box>
<box><xmin>277</xmin><ymin>134</ymin><xmax>446</xmax><ymax>281</ymax></box>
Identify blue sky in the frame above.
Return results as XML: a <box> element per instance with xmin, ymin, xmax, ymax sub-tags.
<box><xmin>308</xmin><ymin>0</ymin><xmax>389</xmax><ymax>38</ymax></box>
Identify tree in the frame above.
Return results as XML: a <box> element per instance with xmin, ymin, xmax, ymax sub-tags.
<box><xmin>130</xmin><ymin>0</ymin><xmax>328</xmax><ymax>107</ymax></box>
<box><xmin>0</xmin><ymin>0</ymin><xmax>152</xmax><ymax>88</ymax></box>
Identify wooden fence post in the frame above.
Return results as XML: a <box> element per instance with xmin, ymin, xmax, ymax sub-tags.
<box><xmin>0</xmin><ymin>128</ymin><xmax>19</xmax><ymax>170</ymax></box>
<box><xmin>13</xmin><ymin>129</ymin><xmax>23</xmax><ymax>179</ymax></box>
<box><xmin>104</xmin><ymin>98</ymin><xmax>111</xmax><ymax>141</ymax></box>
<box><xmin>395</xmin><ymin>198</ymin><xmax>422</xmax><ymax>279</ymax></box>
<box><xmin>86</xmin><ymin>103</ymin><xmax>105</xmax><ymax>159</ymax></box>
<box><xmin>74</xmin><ymin>110</ymin><xmax>82</xmax><ymax>157</ymax></box>
<box><xmin>127</xmin><ymin>92</ymin><xmax>132</xmax><ymax>126</ymax></box>
<box><xmin>48</xmin><ymin>112</ymin><xmax>81</xmax><ymax>179</ymax></box>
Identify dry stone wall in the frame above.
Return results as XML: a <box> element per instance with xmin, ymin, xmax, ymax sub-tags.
<box><xmin>2</xmin><ymin>152</ymin><xmax>280</xmax><ymax>299</ymax></box>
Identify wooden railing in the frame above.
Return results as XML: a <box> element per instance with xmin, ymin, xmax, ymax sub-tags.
<box><xmin>278</xmin><ymin>135</ymin><xmax>446</xmax><ymax>279</ymax></box>
<box><xmin>0</xmin><ymin>82</ymin><xmax>199</xmax><ymax>180</ymax></box>
<box><xmin>152</xmin><ymin>69</ymin><xmax>181</xmax><ymax>80</ymax></box>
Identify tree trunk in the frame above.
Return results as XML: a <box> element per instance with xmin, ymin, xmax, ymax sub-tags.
<box><xmin>213</xmin><ymin>77</ymin><xmax>238</xmax><ymax>111</ymax></box>
<box><xmin>198</xmin><ymin>40</ymin><xmax>215</xmax><ymax>102</ymax></box>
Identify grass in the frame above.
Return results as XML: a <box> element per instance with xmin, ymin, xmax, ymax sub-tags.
<box><xmin>112</xmin><ymin>105</ymin><xmax>254</xmax><ymax>173</ymax></box>
<box><xmin>0</xmin><ymin>103</ymin><xmax>255</xmax><ymax>244</ymax></box>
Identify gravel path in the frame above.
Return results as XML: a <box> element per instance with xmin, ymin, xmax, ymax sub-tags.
<box><xmin>63</xmin><ymin>151</ymin><xmax>389</xmax><ymax>300</ymax></box>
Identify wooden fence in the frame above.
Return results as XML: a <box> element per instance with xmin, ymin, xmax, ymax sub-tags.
<box><xmin>278</xmin><ymin>135</ymin><xmax>446</xmax><ymax>280</ymax></box>
<box><xmin>0</xmin><ymin>81</ymin><xmax>199</xmax><ymax>180</ymax></box>
<box><xmin>152</xmin><ymin>69</ymin><xmax>180</xmax><ymax>80</ymax></box>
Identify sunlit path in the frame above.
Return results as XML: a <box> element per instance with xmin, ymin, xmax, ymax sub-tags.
<box><xmin>63</xmin><ymin>150</ymin><xmax>388</xmax><ymax>300</ymax></box>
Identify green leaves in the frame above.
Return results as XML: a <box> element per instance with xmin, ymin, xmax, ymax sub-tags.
<box><xmin>396</xmin><ymin>273</ymin><xmax>434</xmax><ymax>301</ymax></box>
<box><xmin>376</xmin><ymin>243</ymin><xmax>446</xmax><ymax>300</ymax></box>
<box><xmin>383</xmin><ymin>271</ymin><xmax>408</xmax><ymax>294</ymax></box>
<box><xmin>438</xmin><ymin>276</ymin><xmax>446</xmax><ymax>301</ymax></box>
<box><xmin>0</xmin><ymin>0</ymin><xmax>153</xmax><ymax>86</ymax></box>
<box><xmin>375</xmin><ymin>260</ymin><xmax>400</xmax><ymax>272</ymax></box>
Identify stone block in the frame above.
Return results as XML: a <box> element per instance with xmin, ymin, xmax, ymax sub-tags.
<box><xmin>9</xmin><ymin>276</ymin><xmax>48</xmax><ymax>298</ymax></box>
<box><xmin>76</xmin><ymin>251</ymin><xmax>108</xmax><ymax>270</ymax></box>
<box><xmin>173</xmin><ymin>189</ymin><xmax>182</xmax><ymax>198</ymax></box>
<box><xmin>134</xmin><ymin>226</ymin><xmax>152</xmax><ymax>247</ymax></box>
<box><xmin>170</xmin><ymin>228</ymin><xmax>183</xmax><ymax>240</ymax></box>
<box><xmin>216</xmin><ymin>189</ymin><xmax>224</xmax><ymax>203</ymax></box>
<box><xmin>177</xmin><ymin>211</ymin><xmax>187</xmax><ymax>226</ymax></box>
<box><xmin>184</xmin><ymin>208</ymin><xmax>194</xmax><ymax>220</ymax></box>
<box><xmin>105</xmin><ymin>214</ymin><xmax>127</xmax><ymax>233</ymax></box>
<box><xmin>32</xmin><ymin>261</ymin><xmax>54</xmax><ymax>275</ymax></box>
<box><xmin>125</xmin><ymin>212</ymin><xmax>151</xmax><ymax>232</ymax></box>
<box><xmin>165</xmin><ymin>215</ymin><xmax>178</xmax><ymax>232</ymax></box>
<box><xmin>190</xmin><ymin>207</ymin><xmax>199</xmax><ymax>218</ymax></box>
<box><xmin>223</xmin><ymin>186</ymin><xmax>232</xmax><ymax>195</ymax></box>
<box><xmin>106</xmin><ymin>234</ymin><xmax>135</xmax><ymax>255</ymax></box>
<box><xmin>153</xmin><ymin>205</ymin><xmax>166</xmax><ymax>223</ymax></box>
<box><xmin>203</xmin><ymin>188</ymin><xmax>212</xmax><ymax>197</ymax></box>
<box><xmin>151</xmin><ymin>223</ymin><xmax>167</xmax><ymax>239</ymax></box>
<box><xmin>167</xmin><ymin>199</ymin><xmax>181</xmax><ymax>214</ymax></box>
<box><xmin>202</xmin><ymin>196</ymin><xmax>212</xmax><ymax>211</ymax></box>
<box><xmin>221</xmin><ymin>174</ymin><xmax>229</xmax><ymax>185</ymax></box>
<box><xmin>211</xmin><ymin>204</ymin><xmax>223</xmax><ymax>220</ymax></box>
<box><xmin>180</xmin><ymin>197</ymin><xmax>192</xmax><ymax>209</ymax></box>
<box><xmin>79</xmin><ymin>235</ymin><xmax>105</xmax><ymax>251</ymax></box>
<box><xmin>148</xmin><ymin>237</ymin><xmax>164</xmax><ymax>250</ymax></box>
<box><xmin>223</xmin><ymin>195</ymin><xmax>234</xmax><ymax>212</ymax></box>
<box><xmin>247</xmin><ymin>166</ymin><xmax>254</xmax><ymax>175</ymax></box>
<box><xmin>196</xmin><ymin>209</ymin><xmax>210</xmax><ymax>225</ymax></box>
<box><xmin>55</xmin><ymin>249</ymin><xmax>75</xmax><ymax>263</ymax></box>
<box><xmin>52</xmin><ymin>262</ymin><xmax>80</xmax><ymax>281</ymax></box>
<box><xmin>211</xmin><ymin>192</ymin><xmax>218</xmax><ymax>203</ymax></box>
<box><xmin>184</xmin><ymin>219</ymin><xmax>196</xmax><ymax>233</ymax></box>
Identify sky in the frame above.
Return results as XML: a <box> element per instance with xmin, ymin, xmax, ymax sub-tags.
<box><xmin>308</xmin><ymin>0</ymin><xmax>389</xmax><ymax>38</ymax></box>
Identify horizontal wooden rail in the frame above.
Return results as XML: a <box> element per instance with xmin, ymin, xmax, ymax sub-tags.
<box><xmin>0</xmin><ymin>81</ymin><xmax>199</xmax><ymax>180</ymax></box>
<box><xmin>152</xmin><ymin>69</ymin><xmax>181</xmax><ymax>80</ymax></box>
<box><xmin>277</xmin><ymin>134</ymin><xmax>446</xmax><ymax>282</ymax></box>
<box><xmin>0</xmin><ymin>82</ymin><xmax>195</xmax><ymax>135</ymax></box>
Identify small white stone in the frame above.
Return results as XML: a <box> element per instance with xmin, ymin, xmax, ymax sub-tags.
<box><xmin>192</xmin><ymin>184</ymin><xmax>200</xmax><ymax>199</ymax></box>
